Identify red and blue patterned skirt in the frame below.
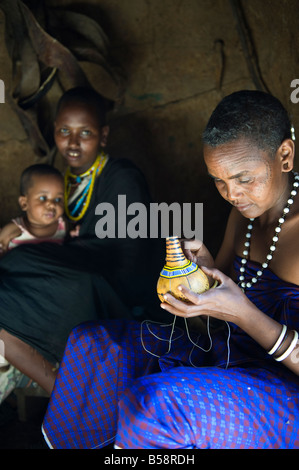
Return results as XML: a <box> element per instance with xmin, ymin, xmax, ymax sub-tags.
<box><xmin>42</xmin><ymin>257</ymin><xmax>299</xmax><ymax>448</ymax></box>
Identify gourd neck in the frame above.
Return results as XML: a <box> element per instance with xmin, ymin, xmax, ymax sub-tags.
<box><xmin>165</xmin><ymin>236</ymin><xmax>188</xmax><ymax>267</ymax></box>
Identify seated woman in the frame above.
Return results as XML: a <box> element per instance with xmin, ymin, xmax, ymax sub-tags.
<box><xmin>0</xmin><ymin>87</ymin><xmax>164</xmax><ymax>398</ymax></box>
<box><xmin>42</xmin><ymin>90</ymin><xmax>299</xmax><ymax>449</ymax></box>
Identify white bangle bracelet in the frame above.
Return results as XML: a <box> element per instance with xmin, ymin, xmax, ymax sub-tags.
<box><xmin>275</xmin><ymin>330</ymin><xmax>299</xmax><ymax>362</ymax></box>
<box><xmin>268</xmin><ymin>324</ymin><xmax>287</xmax><ymax>356</ymax></box>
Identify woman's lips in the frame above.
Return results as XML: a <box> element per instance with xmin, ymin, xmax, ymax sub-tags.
<box><xmin>66</xmin><ymin>150</ymin><xmax>81</xmax><ymax>160</ymax></box>
<box><xmin>235</xmin><ymin>203</ymin><xmax>253</xmax><ymax>212</ymax></box>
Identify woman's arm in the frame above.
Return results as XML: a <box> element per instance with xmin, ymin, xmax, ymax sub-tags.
<box><xmin>161</xmin><ymin>266</ymin><xmax>299</xmax><ymax>376</ymax></box>
<box><xmin>0</xmin><ymin>222</ymin><xmax>22</xmax><ymax>254</ymax></box>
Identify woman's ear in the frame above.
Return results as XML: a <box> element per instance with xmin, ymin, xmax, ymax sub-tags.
<box><xmin>279</xmin><ymin>139</ymin><xmax>295</xmax><ymax>172</ymax></box>
<box><xmin>18</xmin><ymin>196</ymin><xmax>28</xmax><ymax>212</ymax></box>
<box><xmin>100</xmin><ymin>125</ymin><xmax>110</xmax><ymax>147</ymax></box>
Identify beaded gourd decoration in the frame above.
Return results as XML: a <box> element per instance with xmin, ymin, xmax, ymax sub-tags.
<box><xmin>157</xmin><ymin>236</ymin><xmax>210</xmax><ymax>304</ymax></box>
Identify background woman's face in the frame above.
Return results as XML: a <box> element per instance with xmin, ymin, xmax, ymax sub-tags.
<box><xmin>54</xmin><ymin>101</ymin><xmax>108</xmax><ymax>175</ymax></box>
<box><xmin>204</xmin><ymin>138</ymin><xmax>287</xmax><ymax>219</ymax></box>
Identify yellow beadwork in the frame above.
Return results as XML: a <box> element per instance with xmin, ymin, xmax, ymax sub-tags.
<box><xmin>64</xmin><ymin>152</ymin><xmax>108</xmax><ymax>222</ymax></box>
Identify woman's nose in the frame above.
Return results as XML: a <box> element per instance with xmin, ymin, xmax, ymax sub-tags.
<box><xmin>225</xmin><ymin>182</ymin><xmax>242</xmax><ymax>202</ymax></box>
<box><xmin>68</xmin><ymin>132</ymin><xmax>80</xmax><ymax>147</ymax></box>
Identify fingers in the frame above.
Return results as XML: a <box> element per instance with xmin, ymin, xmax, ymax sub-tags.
<box><xmin>181</xmin><ymin>239</ymin><xmax>203</xmax><ymax>264</ymax></box>
<box><xmin>160</xmin><ymin>267</ymin><xmax>229</xmax><ymax>319</ymax></box>
<box><xmin>181</xmin><ymin>239</ymin><xmax>203</xmax><ymax>251</ymax></box>
<box><xmin>200</xmin><ymin>266</ymin><xmax>227</xmax><ymax>285</ymax></box>
<box><xmin>164</xmin><ymin>288</ymin><xmax>200</xmax><ymax>307</ymax></box>
<box><xmin>0</xmin><ymin>242</ymin><xmax>7</xmax><ymax>255</ymax></box>
<box><xmin>69</xmin><ymin>225</ymin><xmax>81</xmax><ymax>238</ymax></box>
<box><xmin>161</xmin><ymin>285</ymin><xmax>210</xmax><ymax>318</ymax></box>
<box><xmin>161</xmin><ymin>293</ymin><xmax>203</xmax><ymax>318</ymax></box>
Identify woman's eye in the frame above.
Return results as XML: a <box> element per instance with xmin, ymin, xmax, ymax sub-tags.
<box><xmin>59</xmin><ymin>128</ymin><xmax>69</xmax><ymax>135</ymax></box>
<box><xmin>39</xmin><ymin>196</ymin><xmax>47</xmax><ymax>201</ymax></box>
<box><xmin>81</xmin><ymin>129</ymin><xmax>91</xmax><ymax>137</ymax></box>
<box><xmin>238</xmin><ymin>179</ymin><xmax>252</xmax><ymax>184</ymax></box>
<box><xmin>55</xmin><ymin>197</ymin><xmax>63</xmax><ymax>203</ymax></box>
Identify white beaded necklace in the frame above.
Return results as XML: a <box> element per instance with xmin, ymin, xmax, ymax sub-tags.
<box><xmin>239</xmin><ymin>171</ymin><xmax>299</xmax><ymax>290</ymax></box>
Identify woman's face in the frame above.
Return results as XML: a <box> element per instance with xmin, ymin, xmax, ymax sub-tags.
<box><xmin>54</xmin><ymin>101</ymin><xmax>109</xmax><ymax>175</ymax></box>
<box><xmin>204</xmin><ymin>138</ymin><xmax>293</xmax><ymax>219</ymax></box>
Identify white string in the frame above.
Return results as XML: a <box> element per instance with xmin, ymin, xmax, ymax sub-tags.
<box><xmin>184</xmin><ymin>316</ymin><xmax>213</xmax><ymax>352</ymax></box>
<box><xmin>225</xmin><ymin>322</ymin><xmax>231</xmax><ymax>369</ymax></box>
<box><xmin>140</xmin><ymin>314</ymin><xmax>231</xmax><ymax>369</ymax></box>
<box><xmin>140</xmin><ymin>317</ymin><xmax>184</xmax><ymax>358</ymax></box>
<box><xmin>185</xmin><ymin>318</ymin><xmax>229</xmax><ymax>369</ymax></box>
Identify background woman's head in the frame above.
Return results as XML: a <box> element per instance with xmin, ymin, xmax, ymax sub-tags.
<box><xmin>55</xmin><ymin>87</ymin><xmax>108</xmax><ymax>128</ymax></box>
<box><xmin>54</xmin><ymin>87</ymin><xmax>110</xmax><ymax>174</ymax></box>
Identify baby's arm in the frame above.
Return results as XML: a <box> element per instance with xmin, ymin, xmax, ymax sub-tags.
<box><xmin>0</xmin><ymin>221</ymin><xmax>22</xmax><ymax>254</ymax></box>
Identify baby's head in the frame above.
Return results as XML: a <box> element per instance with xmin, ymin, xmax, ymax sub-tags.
<box><xmin>54</xmin><ymin>87</ymin><xmax>110</xmax><ymax>175</ymax></box>
<box><xmin>19</xmin><ymin>164</ymin><xmax>64</xmax><ymax>226</ymax></box>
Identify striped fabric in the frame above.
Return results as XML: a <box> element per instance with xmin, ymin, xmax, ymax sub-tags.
<box><xmin>42</xmin><ymin>256</ymin><xmax>299</xmax><ymax>449</ymax></box>
<box><xmin>116</xmin><ymin>366</ymin><xmax>299</xmax><ymax>448</ymax></box>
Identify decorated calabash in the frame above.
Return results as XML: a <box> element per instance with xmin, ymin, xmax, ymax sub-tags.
<box><xmin>157</xmin><ymin>236</ymin><xmax>210</xmax><ymax>304</ymax></box>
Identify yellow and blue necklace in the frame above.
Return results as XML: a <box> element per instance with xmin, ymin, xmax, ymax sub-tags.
<box><xmin>64</xmin><ymin>151</ymin><xmax>108</xmax><ymax>222</ymax></box>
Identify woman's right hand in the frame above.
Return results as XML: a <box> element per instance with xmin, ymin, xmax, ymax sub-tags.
<box><xmin>181</xmin><ymin>239</ymin><xmax>215</xmax><ymax>269</ymax></box>
<box><xmin>181</xmin><ymin>239</ymin><xmax>215</xmax><ymax>287</ymax></box>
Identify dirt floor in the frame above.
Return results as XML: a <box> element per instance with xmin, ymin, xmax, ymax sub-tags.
<box><xmin>0</xmin><ymin>394</ymin><xmax>49</xmax><ymax>449</ymax></box>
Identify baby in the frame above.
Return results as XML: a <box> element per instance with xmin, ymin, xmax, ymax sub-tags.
<box><xmin>0</xmin><ymin>164</ymin><xmax>66</xmax><ymax>254</ymax></box>
<box><xmin>0</xmin><ymin>164</ymin><xmax>67</xmax><ymax>398</ymax></box>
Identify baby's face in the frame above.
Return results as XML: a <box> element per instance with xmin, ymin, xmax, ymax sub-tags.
<box><xmin>54</xmin><ymin>101</ymin><xmax>109</xmax><ymax>175</ymax></box>
<box><xmin>19</xmin><ymin>175</ymin><xmax>64</xmax><ymax>227</ymax></box>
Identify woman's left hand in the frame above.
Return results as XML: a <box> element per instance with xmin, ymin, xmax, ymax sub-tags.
<box><xmin>160</xmin><ymin>266</ymin><xmax>253</xmax><ymax>328</ymax></box>
<box><xmin>69</xmin><ymin>225</ymin><xmax>81</xmax><ymax>238</ymax></box>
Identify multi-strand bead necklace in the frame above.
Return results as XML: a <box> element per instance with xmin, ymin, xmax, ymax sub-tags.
<box><xmin>64</xmin><ymin>152</ymin><xmax>108</xmax><ymax>222</ymax></box>
<box><xmin>238</xmin><ymin>171</ymin><xmax>299</xmax><ymax>290</ymax></box>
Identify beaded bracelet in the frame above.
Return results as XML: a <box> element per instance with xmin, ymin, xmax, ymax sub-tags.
<box><xmin>268</xmin><ymin>324</ymin><xmax>287</xmax><ymax>356</ymax></box>
<box><xmin>275</xmin><ymin>330</ymin><xmax>299</xmax><ymax>362</ymax></box>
